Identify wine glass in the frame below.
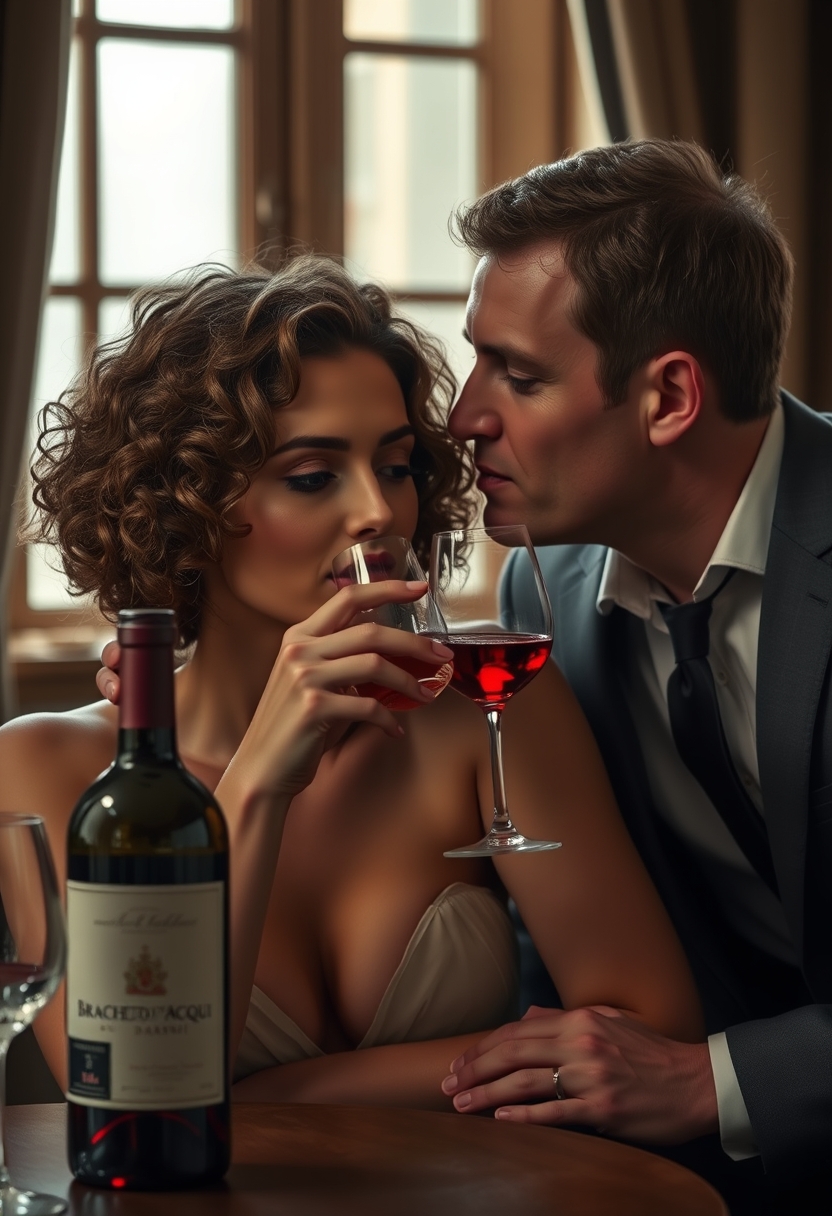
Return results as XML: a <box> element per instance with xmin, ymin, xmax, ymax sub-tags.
<box><xmin>0</xmin><ymin>814</ymin><xmax>67</xmax><ymax>1215</ymax></box>
<box><xmin>430</xmin><ymin>525</ymin><xmax>562</xmax><ymax>857</ymax></box>
<box><xmin>331</xmin><ymin>535</ymin><xmax>453</xmax><ymax>711</ymax></box>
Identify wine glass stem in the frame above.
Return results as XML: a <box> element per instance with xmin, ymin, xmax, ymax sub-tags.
<box><xmin>0</xmin><ymin>1034</ymin><xmax>10</xmax><ymax>1187</ymax></box>
<box><xmin>484</xmin><ymin>707</ymin><xmax>514</xmax><ymax>833</ymax></box>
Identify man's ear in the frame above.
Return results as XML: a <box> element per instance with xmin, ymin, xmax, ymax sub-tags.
<box><xmin>641</xmin><ymin>351</ymin><xmax>705</xmax><ymax>448</ymax></box>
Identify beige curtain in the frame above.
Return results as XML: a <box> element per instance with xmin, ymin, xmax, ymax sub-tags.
<box><xmin>606</xmin><ymin>0</ymin><xmax>705</xmax><ymax>144</ymax></box>
<box><xmin>0</xmin><ymin>0</ymin><xmax>72</xmax><ymax>722</ymax></box>
<box><xmin>567</xmin><ymin>0</ymin><xmax>832</xmax><ymax>411</ymax></box>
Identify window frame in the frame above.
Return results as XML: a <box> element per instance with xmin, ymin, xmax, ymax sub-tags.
<box><xmin>11</xmin><ymin>0</ymin><xmax>270</xmax><ymax>635</ymax></box>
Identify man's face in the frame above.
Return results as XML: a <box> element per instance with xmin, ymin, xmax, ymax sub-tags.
<box><xmin>448</xmin><ymin>244</ymin><xmax>645</xmax><ymax>547</ymax></box>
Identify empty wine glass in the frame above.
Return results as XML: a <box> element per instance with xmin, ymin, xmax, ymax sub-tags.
<box><xmin>0</xmin><ymin>814</ymin><xmax>67</xmax><ymax>1214</ymax></box>
<box><xmin>331</xmin><ymin>535</ymin><xmax>452</xmax><ymax>711</ymax></box>
<box><xmin>430</xmin><ymin>525</ymin><xmax>562</xmax><ymax>857</ymax></box>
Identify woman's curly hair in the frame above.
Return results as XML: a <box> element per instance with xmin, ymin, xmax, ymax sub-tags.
<box><xmin>29</xmin><ymin>255</ymin><xmax>476</xmax><ymax>645</ymax></box>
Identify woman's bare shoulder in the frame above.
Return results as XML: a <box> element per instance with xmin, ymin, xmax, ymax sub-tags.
<box><xmin>0</xmin><ymin>700</ymin><xmax>117</xmax><ymax>819</ymax></box>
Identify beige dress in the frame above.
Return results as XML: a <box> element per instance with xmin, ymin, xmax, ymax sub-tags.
<box><xmin>234</xmin><ymin>882</ymin><xmax>520</xmax><ymax>1079</ymax></box>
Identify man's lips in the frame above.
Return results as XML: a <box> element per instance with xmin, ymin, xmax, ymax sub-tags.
<box><xmin>475</xmin><ymin>464</ymin><xmax>512</xmax><ymax>490</ymax></box>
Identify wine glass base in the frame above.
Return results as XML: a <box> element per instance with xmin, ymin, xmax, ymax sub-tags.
<box><xmin>444</xmin><ymin>833</ymin><xmax>562</xmax><ymax>859</ymax></box>
<box><xmin>0</xmin><ymin>1187</ymin><xmax>67</xmax><ymax>1215</ymax></box>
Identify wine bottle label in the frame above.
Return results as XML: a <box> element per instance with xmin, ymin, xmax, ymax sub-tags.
<box><xmin>66</xmin><ymin>881</ymin><xmax>225</xmax><ymax>1110</ymax></box>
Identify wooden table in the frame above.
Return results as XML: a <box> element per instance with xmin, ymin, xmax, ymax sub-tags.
<box><xmin>8</xmin><ymin>1103</ymin><xmax>727</xmax><ymax>1215</ymax></box>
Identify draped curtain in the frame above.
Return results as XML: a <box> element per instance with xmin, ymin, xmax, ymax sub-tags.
<box><xmin>0</xmin><ymin>0</ymin><xmax>72</xmax><ymax>722</ymax></box>
<box><xmin>565</xmin><ymin>0</ymin><xmax>832</xmax><ymax>411</ymax></box>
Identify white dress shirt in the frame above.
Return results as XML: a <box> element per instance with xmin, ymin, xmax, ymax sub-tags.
<box><xmin>596</xmin><ymin>404</ymin><xmax>789</xmax><ymax>1160</ymax></box>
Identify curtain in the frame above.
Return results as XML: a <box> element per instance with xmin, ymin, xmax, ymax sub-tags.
<box><xmin>566</xmin><ymin>0</ymin><xmax>832</xmax><ymax>411</ymax></box>
<box><xmin>0</xmin><ymin>0</ymin><xmax>72</xmax><ymax>722</ymax></box>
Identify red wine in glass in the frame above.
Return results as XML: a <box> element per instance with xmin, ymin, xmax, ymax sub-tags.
<box><xmin>430</xmin><ymin>526</ymin><xmax>561</xmax><ymax>857</ymax></box>
<box><xmin>354</xmin><ymin>653</ymin><xmax>454</xmax><ymax>711</ymax></box>
<box><xmin>442</xmin><ymin>633</ymin><xmax>551</xmax><ymax>710</ymax></box>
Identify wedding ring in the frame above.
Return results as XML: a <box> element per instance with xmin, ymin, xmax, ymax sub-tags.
<box><xmin>552</xmin><ymin>1067</ymin><xmax>566</xmax><ymax>1100</ymax></box>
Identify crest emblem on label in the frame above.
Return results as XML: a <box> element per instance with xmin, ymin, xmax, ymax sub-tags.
<box><xmin>124</xmin><ymin>944</ymin><xmax>168</xmax><ymax>995</ymax></box>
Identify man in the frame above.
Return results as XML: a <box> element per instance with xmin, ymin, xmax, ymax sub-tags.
<box><xmin>439</xmin><ymin>139</ymin><xmax>832</xmax><ymax>1208</ymax></box>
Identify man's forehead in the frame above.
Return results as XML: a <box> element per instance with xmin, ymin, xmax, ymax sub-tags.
<box><xmin>467</xmin><ymin>242</ymin><xmax>576</xmax><ymax>337</ymax></box>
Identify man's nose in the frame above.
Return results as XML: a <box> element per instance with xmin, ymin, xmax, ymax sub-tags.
<box><xmin>448</xmin><ymin>369</ymin><xmax>501</xmax><ymax>441</ymax></box>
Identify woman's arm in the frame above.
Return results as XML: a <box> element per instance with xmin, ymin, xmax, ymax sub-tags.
<box><xmin>491</xmin><ymin>660</ymin><xmax>704</xmax><ymax>1042</ymax></box>
<box><xmin>232</xmin><ymin>1032</ymin><xmax>484</xmax><ymax>1109</ymax></box>
<box><xmin>96</xmin><ymin>580</ymin><xmax>455</xmax><ymax>1064</ymax></box>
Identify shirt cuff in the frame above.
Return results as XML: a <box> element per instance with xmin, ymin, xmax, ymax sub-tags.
<box><xmin>707</xmin><ymin>1032</ymin><xmax>759</xmax><ymax>1161</ymax></box>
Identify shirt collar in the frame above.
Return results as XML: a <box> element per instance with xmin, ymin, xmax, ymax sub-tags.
<box><xmin>597</xmin><ymin>403</ymin><xmax>784</xmax><ymax>617</ymax></box>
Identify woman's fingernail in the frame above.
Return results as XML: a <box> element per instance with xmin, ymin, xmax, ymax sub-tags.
<box><xmin>419</xmin><ymin>685</ymin><xmax>436</xmax><ymax>700</ymax></box>
<box><xmin>441</xmin><ymin>1075</ymin><xmax>459</xmax><ymax>1095</ymax></box>
<box><xmin>431</xmin><ymin>639</ymin><xmax>453</xmax><ymax>657</ymax></box>
<box><xmin>105</xmin><ymin>681</ymin><xmax>116</xmax><ymax>700</ymax></box>
<box><xmin>494</xmin><ymin>1109</ymin><xmax>513</xmax><ymax>1120</ymax></box>
<box><xmin>454</xmin><ymin>1093</ymin><xmax>472</xmax><ymax>1110</ymax></box>
<box><xmin>449</xmin><ymin>1056</ymin><xmax>463</xmax><ymax>1073</ymax></box>
<box><xmin>405</xmin><ymin>580</ymin><xmax>427</xmax><ymax>590</ymax></box>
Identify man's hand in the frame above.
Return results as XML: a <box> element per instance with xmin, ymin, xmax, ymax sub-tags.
<box><xmin>441</xmin><ymin>1005</ymin><xmax>718</xmax><ymax>1144</ymax></box>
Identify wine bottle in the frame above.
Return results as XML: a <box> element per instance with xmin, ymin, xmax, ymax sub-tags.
<box><xmin>66</xmin><ymin>609</ymin><xmax>230</xmax><ymax>1189</ymax></box>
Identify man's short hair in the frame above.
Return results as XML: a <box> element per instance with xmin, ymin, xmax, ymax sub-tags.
<box><xmin>455</xmin><ymin>139</ymin><xmax>794</xmax><ymax>421</ymax></box>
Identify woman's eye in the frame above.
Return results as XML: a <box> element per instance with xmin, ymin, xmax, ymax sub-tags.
<box><xmin>379</xmin><ymin>464</ymin><xmax>414</xmax><ymax>483</ymax></box>
<box><xmin>284</xmin><ymin>471</ymin><xmax>336</xmax><ymax>493</ymax></box>
<box><xmin>504</xmin><ymin>374</ymin><xmax>540</xmax><ymax>396</ymax></box>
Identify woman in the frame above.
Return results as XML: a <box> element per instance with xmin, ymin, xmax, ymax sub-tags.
<box><xmin>1</xmin><ymin>255</ymin><xmax>702</xmax><ymax>1108</ymax></box>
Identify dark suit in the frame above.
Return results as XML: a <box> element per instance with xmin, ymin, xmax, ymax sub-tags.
<box><xmin>503</xmin><ymin>392</ymin><xmax>832</xmax><ymax>1189</ymax></box>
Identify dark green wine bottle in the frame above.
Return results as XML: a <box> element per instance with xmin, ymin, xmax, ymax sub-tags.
<box><xmin>66</xmin><ymin>609</ymin><xmax>230</xmax><ymax>1189</ymax></box>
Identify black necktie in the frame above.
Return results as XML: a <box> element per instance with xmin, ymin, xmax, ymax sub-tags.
<box><xmin>658</xmin><ymin>579</ymin><xmax>779</xmax><ymax>896</ymax></box>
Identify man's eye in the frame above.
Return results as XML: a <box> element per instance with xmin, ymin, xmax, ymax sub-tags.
<box><xmin>284</xmin><ymin>471</ymin><xmax>336</xmax><ymax>493</ymax></box>
<box><xmin>379</xmin><ymin>464</ymin><xmax>414</xmax><ymax>482</ymax></box>
<box><xmin>504</xmin><ymin>374</ymin><xmax>540</xmax><ymax>396</ymax></box>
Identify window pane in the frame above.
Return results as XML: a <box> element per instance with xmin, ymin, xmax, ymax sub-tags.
<box><xmin>49</xmin><ymin>40</ymin><xmax>81</xmax><ymax>284</ymax></box>
<box><xmin>98</xmin><ymin>39</ymin><xmax>236</xmax><ymax>285</ymax></box>
<box><xmin>99</xmin><ymin>296</ymin><xmax>133</xmax><ymax>346</ymax></box>
<box><xmin>97</xmin><ymin>0</ymin><xmax>235</xmax><ymax>30</ymax></box>
<box><xmin>344</xmin><ymin>0</ymin><xmax>478</xmax><ymax>45</ymax></box>
<box><xmin>27</xmin><ymin>298</ymin><xmax>86</xmax><ymax>611</ymax></box>
<box><xmin>345</xmin><ymin>54</ymin><xmax>477</xmax><ymax>292</ymax></box>
<box><xmin>394</xmin><ymin>300</ymin><xmax>473</xmax><ymax>400</ymax></box>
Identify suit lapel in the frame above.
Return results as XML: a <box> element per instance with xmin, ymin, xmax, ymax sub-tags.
<box><xmin>758</xmin><ymin>395</ymin><xmax>832</xmax><ymax>964</ymax></box>
<box><xmin>547</xmin><ymin>549</ymin><xmax>755</xmax><ymax>1026</ymax></box>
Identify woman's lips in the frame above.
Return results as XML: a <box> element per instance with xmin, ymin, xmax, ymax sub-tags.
<box><xmin>330</xmin><ymin>550</ymin><xmax>398</xmax><ymax>587</ymax></box>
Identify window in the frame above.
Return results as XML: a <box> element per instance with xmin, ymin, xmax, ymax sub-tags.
<box><xmin>11</xmin><ymin>0</ymin><xmax>602</xmax><ymax>709</ymax></box>
<box><xmin>10</xmin><ymin>0</ymin><xmax>255</xmax><ymax>706</ymax></box>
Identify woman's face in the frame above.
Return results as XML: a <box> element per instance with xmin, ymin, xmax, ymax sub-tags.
<box><xmin>208</xmin><ymin>347</ymin><xmax>420</xmax><ymax>628</ymax></box>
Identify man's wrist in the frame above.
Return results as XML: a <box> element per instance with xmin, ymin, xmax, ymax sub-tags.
<box><xmin>678</xmin><ymin>1039</ymin><xmax>720</xmax><ymax>1140</ymax></box>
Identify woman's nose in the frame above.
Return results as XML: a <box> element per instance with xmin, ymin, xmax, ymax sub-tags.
<box><xmin>347</xmin><ymin>470</ymin><xmax>395</xmax><ymax>539</ymax></box>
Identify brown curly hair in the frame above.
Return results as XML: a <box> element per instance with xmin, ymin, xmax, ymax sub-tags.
<box><xmin>29</xmin><ymin>256</ymin><xmax>476</xmax><ymax>645</ymax></box>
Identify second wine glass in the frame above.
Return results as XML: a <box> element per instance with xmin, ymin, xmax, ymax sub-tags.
<box><xmin>331</xmin><ymin>535</ymin><xmax>453</xmax><ymax>711</ymax></box>
<box><xmin>0</xmin><ymin>814</ymin><xmax>67</xmax><ymax>1215</ymax></box>
<box><xmin>430</xmin><ymin>525</ymin><xmax>562</xmax><ymax>857</ymax></box>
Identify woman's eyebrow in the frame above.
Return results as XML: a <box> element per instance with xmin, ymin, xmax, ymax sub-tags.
<box><xmin>271</xmin><ymin>425</ymin><xmax>414</xmax><ymax>457</ymax></box>
<box><xmin>272</xmin><ymin>435</ymin><xmax>348</xmax><ymax>456</ymax></box>
<box><xmin>378</xmin><ymin>424</ymin><xmax>415</xmax><ymax>446</ymax></box>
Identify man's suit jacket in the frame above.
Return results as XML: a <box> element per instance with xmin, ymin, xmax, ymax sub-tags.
<box><xmin>503</xmin><ymin>392</ymin><xmax>832</xmax><ymax>1180</ymax></box>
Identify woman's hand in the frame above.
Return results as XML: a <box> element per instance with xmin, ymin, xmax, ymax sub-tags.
<box><xmin>97</xmin><ymin>581</ymin><xmax>453</xmax><ymax>802</ymax></box>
